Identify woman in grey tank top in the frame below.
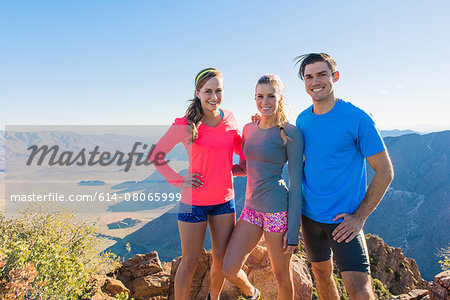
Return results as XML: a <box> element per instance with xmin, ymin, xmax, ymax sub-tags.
<box><xmin>222</xmin><ymin>74</ymin><xmax>304</xmax><ymax>300</ymax></box>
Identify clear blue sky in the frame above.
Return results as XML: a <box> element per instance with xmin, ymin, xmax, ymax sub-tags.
<box><xmin>1</xmin><ymin>0</ymin><xmax>449</xmax><ymax>132</ymax></box>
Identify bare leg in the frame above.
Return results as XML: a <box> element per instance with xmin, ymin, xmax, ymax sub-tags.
<box><xmin>207</xmin><ymin>212</ymin><xmax>236</xmax><ymax>300</ymax></box>
<box><xmin>311</xmin><ymin>259</ymin><xmax>340</xmax><ymax>300</ymax></box>
<box><xmin>222</xmin><ymin>219</ymin><xmax>263</xmax><ymax>296</ymax></box>
<box><xmin>175</xmin><ymin>220</ymin><xmax>207</xmax><ymax>300</ymax></box>
<box><xmin>264</xmin><ymin>231</ymin><xmax>294</xmax><ymax>300</ymax></box>
<box><xmin>341</xmin><ymin>271</ymin><xmax>375</xmax><ymax>300</ymax></box>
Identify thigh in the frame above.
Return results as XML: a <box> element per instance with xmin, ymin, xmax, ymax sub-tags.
<box><xmin>310</xmin><ymin>258</ymin><xmax>334</xmax><ymax>277</ymax></box>
<box><xmin>178</xmin><ymin>220</ymin><xmax>208</xmax><ymax>259</ymax></box>
<box><xmin>208</xmin><ymin>212</ymin><xmax>236</xmax><ymax>258</ymax></box>
<box><xmin>301</xmin><ymin>215</ymin><xmax>332</xmax><ymax>262</ymax></box>
<box><xmin>341</xmin><ymin>271</ymin><xmax>373</xmax><ymax>295</ymax></box>
<box><xmin>264</xmin><ymin>231</ymin><xmax>292</xmax><ymax>274</ymax></box>
<box><xmin>328</xmin><ymin>229</ymin><xmax>371</xmax><ymax>274</ymax></box>
<box><xmin>223</xmin><ymin>219</ymin><xmax>263</xmax><ymax>273</ymax></box>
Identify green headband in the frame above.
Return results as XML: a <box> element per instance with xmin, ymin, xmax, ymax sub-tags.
<box><xmin>195</xmin><ymin>69</ymin><xmax>214</xmax><ymax>85</ymax></box>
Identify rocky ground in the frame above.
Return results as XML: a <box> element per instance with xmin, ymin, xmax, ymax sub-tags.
<box><xmin>87</xmin><ymin>235</ymin><xmax>449</xmax><ymax>300</ymax></box>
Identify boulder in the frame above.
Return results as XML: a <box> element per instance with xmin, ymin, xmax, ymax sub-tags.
<box><xmin>132</xmin><ymin>272</ymin><xmax>170</xmax><ymax>298</ymax></box>
<box><xmin>389</xmin><ymin>289</ymin><xmax>429</xmax><ymax>299</ymax></box>
<box><xmin>105</xmin><ymin>278</ymin><xmax>130</xmax><ymax>295</ymax></box>
<box><xmin>115</xmin><ymin>251</ymin><xmax>170</xmax><ymax>300</ymax></box>
<box><xmin>120</xmin><ymin>252</ymin><xmax>164</xmax><ymax>279</ymax></box>
<box><xmin>88</xmin><ymin>275</ymin><xmax>125</xmax><ymax>300</ymax></box>
<box><xmin>428</xmin><ymin>270</ymin><xmax>450</xmax><ymax>300</ymax></box>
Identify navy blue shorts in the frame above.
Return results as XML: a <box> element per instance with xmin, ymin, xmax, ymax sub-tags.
<box><xmin>301</xmin><ymin>215</ymin><xmax>371</xmax><ymax>274</ymax></box>
<box><xmin>178</xmin><ymin>199</ymin><xmax>236</xmax><ymax>223</ymax></box>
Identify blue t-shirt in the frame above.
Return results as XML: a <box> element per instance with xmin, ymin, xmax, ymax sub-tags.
<box><xmin>296</xmin><ymin>99</ymin><xmax>386</xmax><ymax>224</ymax></box>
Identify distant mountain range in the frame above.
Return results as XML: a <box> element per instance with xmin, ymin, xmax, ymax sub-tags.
<box><xmin>365</xmin><ymin>130</ymin><xmax>450</xmax><ymax>280</ymax></box>
<box><xmin>0</xmin><ymin>129</ymin><xmax>186</xmax><ymax>173</ymax></box>
<box><xmin>0</xmin><ymin>129</ymin><xmax>422</xmax><ymax>173</ymax></box>
<box><xmin>380</xmin><ymin>129</ymin><xmax>418</xmax><ymax>137</ymax></box>
<box><xmin>0</xmin><ymin>131</ymin><xmax>4</xmax><ymax>172</ymax></box>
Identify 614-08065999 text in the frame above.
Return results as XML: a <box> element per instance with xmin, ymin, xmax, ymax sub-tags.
<box><xmin>8</xmin><ymin>192</ymin><xmax>181</xmax><ymax>202</ymax></box>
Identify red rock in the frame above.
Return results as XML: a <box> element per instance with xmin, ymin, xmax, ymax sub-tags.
<box><xmin>435</xmin><ymin>271</ymin><xmax>450</xmax><ymax>290</ymax></box>
<box><xmin>168</xmin><ymin>248</ymin><xmax>210</xmax><ymax>300</ymax></box>
<box><xmin>87</xmin><ymin>275</ymin><xmax>122</xmax><ymax>300</ymax></box>
<box><xmin>121</xmin><ymin>252</ymin><xmax>164</xmax><ymax>279</ymax></box>
<box><xmin>428</xmin><ymin>282</ymin><xmax>449</xmax><ymax>300</ymax></box>
<box><xmin>366</xmin><ymin>234</ymin><xmax>427</xmax><ymax>295</ymax></box>
<box><xmin>292</xmin><ymin>254</ymin><xmax>314</xmax><ymax>300</ymax></box>
<box><xmin>132</xmin><ymin>272</ymin><xmax>170</xmax><ymax>298</ymax></box>
<box><xmin>132</xmin><ymin>258</ymin><xmax>164</xmax><ymax>278</ymax></box>
<box><xmin>104</xmin><ymin>278</ymin><xmax>130</xmax><ymax>295</ymax></box>
<box><xmin>245</xmin><ymin>245</ymin><xmax>267</xmax><ymax>266</ymax></box>
<box><xmin>391</xmin><ymin>289</ymin><xmax>429</xmax><ymax>300</ymax></box>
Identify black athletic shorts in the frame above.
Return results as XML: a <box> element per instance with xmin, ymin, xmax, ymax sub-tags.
<box><xmin>301</xmin><ymin>215</ymin><xmax>371</xmax><ymax>274</ymax></box>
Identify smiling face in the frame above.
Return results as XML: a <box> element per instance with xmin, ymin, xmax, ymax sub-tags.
<box><xmin>195</xmin><ymin>76</ymin><xmax>224</xmax><ymax>114</ymax></box>
<box><xmin>255</xmin><ymin>83</ymin><xmax>281</xmax><ymax>118</ymax></box>
<box><xmin>303</xmin><ymin>61</ymin><xmax>339</xmax><ymax>102</ymax></box>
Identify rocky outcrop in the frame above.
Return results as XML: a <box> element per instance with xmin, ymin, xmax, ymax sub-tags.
<box><xmin>117</xmin><ymin>251</ymin><xmax>171</xmax><ymax>299</ymax></box>
<box><xmin>389</xmin><ymin>289</ymin><xmax>429</xmax><ymax>300</ymax></box>
<box><xmin>428</xmin><ymin>270</ymin><xmax>450</xmax><ymax>300</ymax></box>
<box><xmin>88</xmin><ymin>234</ymin><xmax>437</xmax><ymax>299</ymax></box>
<box><xmin>367</xmin><ymin>234</ymin><xmax>428</xmax><ymax>295</ymax></box>
<box><xmin>89</xmin><ymin>252</ymin><xmax>171</xmax><ymax>299</ymax></box>
<box><xmin>93</xmin><ymin>240</ymin><xmax>312</xmax><ymax>299</ymax></box>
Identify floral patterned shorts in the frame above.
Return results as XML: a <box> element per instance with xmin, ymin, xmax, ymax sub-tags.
<box><xmin>239</xmin><ymin>206</ymin><xmax>288</xmax><ymax>233</ymax></box>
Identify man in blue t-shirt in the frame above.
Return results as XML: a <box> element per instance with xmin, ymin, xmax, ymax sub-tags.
<box><xmin>295</xmin><ymin>53</ymin><xmax>394</xmax><ymax>300</ymax></box>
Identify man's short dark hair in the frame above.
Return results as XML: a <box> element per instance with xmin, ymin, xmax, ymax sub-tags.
<box><xmin>294</xmin><ymin>53</ymin><xmax>337</xmax><ymax>80</ymax></box>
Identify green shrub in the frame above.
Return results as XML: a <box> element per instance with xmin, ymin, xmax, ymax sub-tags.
<box><xmin>0</xmin><ymin>209</ymin><xmax>121</xmax><ymax>299</ymax></box>
<box><xmin>372</xmin><ymin>278</ymin><xmax>391</xmax><ymax>300</ymax></box>
<box><xmin>438</xmin><ymin>245</ymin><xmax>450</xmax><ymax>271</ymax></box>
<box><xmin>115</xmin><ymin>291</ymin><xmax>134</xmax><ymax>300</ymax></box>
<box><xmin>312</xmin><ymin>286</ymin><xmax>319</xmax><ymax>299</ymax></box>
<box><xmin>333</xmin><ymin>274</ymin><xmax>349</xmax><ymax>300</ymax></box>
<box><xmin>370</xmin><ymin>256</ymin><xmax>379</xmax><ymax>273</ymax></box>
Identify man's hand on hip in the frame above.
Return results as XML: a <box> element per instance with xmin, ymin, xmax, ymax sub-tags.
<box><xmin>332</xmin><ymin>213</ymin><xmax>364</xmax><ymax>243</ymax></box>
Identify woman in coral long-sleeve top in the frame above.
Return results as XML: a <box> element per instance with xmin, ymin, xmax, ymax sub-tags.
<box><xmin>150</xmin><ymin>68</ymin><xmax>241</xmax><ymax>300</ymax></box>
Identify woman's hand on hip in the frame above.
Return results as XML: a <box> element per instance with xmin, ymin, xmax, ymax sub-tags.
<box><xmin>183</xmin><ymin>172</ymin><xmax>203</xmax><ymax>189</ymax></box>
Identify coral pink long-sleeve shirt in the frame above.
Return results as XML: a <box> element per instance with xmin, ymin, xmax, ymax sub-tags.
<box><xmin>151</xmin><ymin>109</ymin><xmax>242</xmax><ymax>206</ymax></box>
